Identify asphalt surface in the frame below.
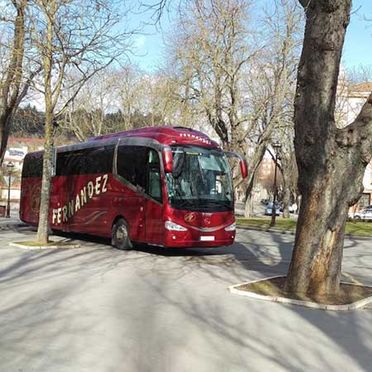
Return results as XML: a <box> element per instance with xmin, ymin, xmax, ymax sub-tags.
<box><xmin>1</xmin><ymin>219</ymin><xmax>372</xmax><ymax>372</ymax></box>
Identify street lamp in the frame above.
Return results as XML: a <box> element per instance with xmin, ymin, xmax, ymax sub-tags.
<box><xmin>6</xmin><ymin>161</ymin><xmax>14</xmax><ymax>218</ymax></box>
<box><xmin>270</xmin><ymin>143</ymin><xmax>281</xmax><ymax>227</ymax></box>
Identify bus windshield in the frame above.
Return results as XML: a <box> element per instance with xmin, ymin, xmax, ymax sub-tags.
<box><xmin>166</xmin><ymin>146</ymin><xmax>233</xmax><ymax>212</ymax></box>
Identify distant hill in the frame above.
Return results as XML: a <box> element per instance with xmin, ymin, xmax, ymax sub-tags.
<box><xmin>11</xmin><ymin>105</ymin><xmax>44</xmax><ymax>137</ymax></box>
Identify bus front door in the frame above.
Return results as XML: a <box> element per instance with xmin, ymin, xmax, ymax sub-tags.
<box><xmin>144</xmin><ymin>151</ymin><xmax>164</xmax><ymax>246</ymax></box>
<box><xmin>144</xmin><ymin>198</ymin><xmax>163</xmax><ymax>246</ymax></box>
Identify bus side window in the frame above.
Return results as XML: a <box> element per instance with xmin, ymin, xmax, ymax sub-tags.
<box><xmin>147</xmin><ymin>150</ymin><xmax>162</xmax><ymax>203</ymax></box>
<box><xmin>117</xmin><ymin>145</ymin><xmax>147</xmax><ymax>188</ymax></box>
<box><xmin>56</xmin><ymin>151</ymin><xmax>82</xmax><ymax>175</ymax></box>
<box><xmin>22</xmin><ymin>153</ymin><xmax>43</xmax><ymax>178</ymax></box>
<box><xmin>57</xmin><ymin>145</ymin><xmax>114</xmax><ymax>176</ymax></box>
<box><xmin>84</xmin><ymin>145</ymin><xmax>114</xmax><ymax>174</ymax></box>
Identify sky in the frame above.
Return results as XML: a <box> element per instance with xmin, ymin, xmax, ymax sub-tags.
<box><xmin>128</xmin><ymin>0</ymin><xmax>372</xmax><ymax>73</ymax></box>
<box><xmin>343</xmin><ymin>0</ymin><xmax>372</xmax><ymax>69</ymax></box>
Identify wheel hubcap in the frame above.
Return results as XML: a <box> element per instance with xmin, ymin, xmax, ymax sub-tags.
<box><xmin>116</xmin><ymin>226</ymin><xmax>127</xmax><ymax>242</ymax></box>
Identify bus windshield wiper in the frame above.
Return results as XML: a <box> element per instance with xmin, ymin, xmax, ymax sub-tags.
<box><xmin>199</xmin><ymin>199</ymin><xmax>232</xmax><ymax>208</ymax></box>
<box><xmin>173</xmin><ymin>198</ymin><xmax>193</xmax><ymax>208</ymax></box>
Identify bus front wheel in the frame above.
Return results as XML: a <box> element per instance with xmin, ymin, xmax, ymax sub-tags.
<box><xmin>112</xmin><ymin>219</ymin><xmax>132</xmax><ymax>250</ymax></box>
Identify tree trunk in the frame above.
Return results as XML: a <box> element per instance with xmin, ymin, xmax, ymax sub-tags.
<box><xmin>243</xmin><ymin>143</ymin><xmax>268</xmax><ymax>217</ymax></box>
<box><xmin>36</xmin><ymin>110</ymin><xmax>54</xmax><ymax>244</ymax></box>
<box><xmin>244</xmin><ymin>193</ymin><xmax>253</xmax><ymax>218</ymax></box>
<box><xmin>281</xmin><ymin>185</ymin><xmax>290</xmax><ymax>219</ymax></box>
<box><xmin>0</xmin><ymin>112</ymin><xmax>12</xmax><ymax>165</ymax></box>
<box><xmin>286</xmin><ymin>0</ymin><xmax>372</xmax><ymax>296</ymax></box>
<box><xmin>36</xmin><ymin>2</ymin><xmax>56</xmax><ymax>244</ymax></box>
<box><xmin>286</xmin><ymin>158</ymin><xmax>364</xmax><ymax>295</ymax></box>
<box><xmin>0</xmin><ymin>1</ymin><xmax>26</xmax><ymax>166</ymax></box>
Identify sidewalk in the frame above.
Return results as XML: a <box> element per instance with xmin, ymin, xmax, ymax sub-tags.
<box><xmin>1</xmin><ymin>225</ymin><xmax>372</xmax><ymax>371</ymax></box>
<box><xmin>0</xmin><ymin>209</ymin><xmax>23</xmax><ymax>230</ymax></box>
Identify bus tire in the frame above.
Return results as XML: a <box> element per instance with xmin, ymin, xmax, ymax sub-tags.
<box><xmin>112</xmin><ymin>219</ymin><xmax>132</xmax><ymax>250</ymax></box>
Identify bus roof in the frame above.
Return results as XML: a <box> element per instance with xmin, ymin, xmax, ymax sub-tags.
<box><xmin>88</xmin><ymin>126</ymin><xmax>220</xmax><ymax>149</ymax></box>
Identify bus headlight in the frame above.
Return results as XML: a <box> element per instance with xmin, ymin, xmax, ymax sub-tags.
<box><xmin>165</xmin><ymin>221</ymin><xmax>188</xmax><ymax>231</ymax></box>
<box><xmin>224</xmin><ymin>222</ymin><xmax>236</xmax><ymax>231</ymax></box>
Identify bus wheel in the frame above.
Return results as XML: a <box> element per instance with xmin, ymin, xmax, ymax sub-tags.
<box><xmin>112</xmin><ymin>219</ymin><xmax>132</xmax><ymax>250</ymax></box>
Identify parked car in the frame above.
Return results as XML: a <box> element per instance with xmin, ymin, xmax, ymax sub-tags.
<box><xmin>283</xmin><ymin>204</ymin><xmax>296</xmax><ymax>214</ymax></box>
<box><xmin>264</xmin><ymin>202</ymin><xmax>281</xmax><ymax>216</ymax></box>
<box><xmin>350</xmin><ymin>207</ymin><xmax>372</xmax><ymax>221</ymax></box>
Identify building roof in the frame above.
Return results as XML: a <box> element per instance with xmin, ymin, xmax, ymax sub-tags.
<box><xmin>8</xmin><ymin>137</ymin><xmax>44</xmax><ymax>145</ymax></box>
<box><xmin>349</xmin><ymin>82</ymin><xmax>372</xmax><ymax>98</ymax></box>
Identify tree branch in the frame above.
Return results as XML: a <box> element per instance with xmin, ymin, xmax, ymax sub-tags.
<box><xmin>298</xmin><ymin>0</ymin><xmax>312</xmax><ymax>8</ymax></box>
<box><xmin>55</xmin><ymin>57</ymin><xmax>115</xmax><ymax>119</ymax></box>
<box><xmin>336</xmin><ymin>92</ymin><xmax>372</xmax><ymax>163</ymax></box>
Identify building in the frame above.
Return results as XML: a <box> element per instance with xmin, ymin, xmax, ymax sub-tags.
<box><xmin>342</xmin><ymin>82</ymin><xmax>372</xmax><ymax>126</ymax></box>
<box><xmin>342</xmin><ymin>83</ymin><xmax>372</xmax><ymax>208</ymax></box>
<box><xmin>1</xmin><ymin>137</ymin><xmax>44</xmax><ymax>203</ymax></box>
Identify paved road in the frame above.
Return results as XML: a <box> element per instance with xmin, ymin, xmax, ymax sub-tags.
<box><xmin>0</xmin><ymin>224</ymin><xmax>372</xmax><ymax>372</ymax></box>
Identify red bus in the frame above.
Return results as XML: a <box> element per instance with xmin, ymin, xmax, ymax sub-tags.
<box><xmin>20</xmin><ymin>126</ymin><xmax>247</xmax><ymax>249</ymax></box>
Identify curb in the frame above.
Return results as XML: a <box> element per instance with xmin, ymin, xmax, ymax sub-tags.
<box><xmin>229</xmin><ymin>275</ymin><xmax>372</xmax><ymax>311</ymax></box>
<box><xmin>9</xmin><ymin>241</ymin><xmax>81</xmax><ymax>250</ymax></box>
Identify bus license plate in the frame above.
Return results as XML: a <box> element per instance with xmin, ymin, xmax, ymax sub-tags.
<box><xmin>200</xmin><ymin>236</ymin><xmax>215</xmax><ymax>241</ymax></box>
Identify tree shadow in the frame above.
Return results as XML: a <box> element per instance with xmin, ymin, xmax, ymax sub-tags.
<box><xmin>1</xmin><ymin>225</ymin><xmax>372</xmax><ymax>371</ymax></box>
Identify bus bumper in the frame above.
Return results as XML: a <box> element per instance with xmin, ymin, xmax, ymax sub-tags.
<box><xmin>163</xmin><ymin>229</ymin><xmax>235</xmax><ymax>248</ymax></box>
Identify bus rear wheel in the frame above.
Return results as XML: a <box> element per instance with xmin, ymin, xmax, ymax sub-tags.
<box><xmin>112</xmin><ymin>219</ymin><xmax>132</xmax><ymax>250</ymax></box>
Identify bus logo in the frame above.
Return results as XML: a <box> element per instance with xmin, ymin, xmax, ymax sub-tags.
<box><xmin>184</xmin><ymin>213</ymin><xmax>196</xmax><ymax>223</ymax></box>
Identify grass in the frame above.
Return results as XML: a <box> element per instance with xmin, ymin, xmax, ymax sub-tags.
<box><xmin>345</xmin><ymin>221</ymin><xmax>372</xmax><ymax>237</ymax></box>
<box><xmin>236</xmin><ymin>276</ymin><xmax>372</xmax><ymax>305</ymax></box>
<box><xmin>236</xmin><ymin>216</ymin><xmax>372</xmax><ymax>237</ymax></box>
<box><xmin>236</xmin><ymin>217</ymin><xmax>297</xmax><ymax>232</ymax></box>
<box><xmin>12</xmin><ymin>240</ymin><xmax>59</xmax><ymax>247</ymax></box>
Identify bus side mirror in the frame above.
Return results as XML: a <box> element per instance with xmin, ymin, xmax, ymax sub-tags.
<box><xmin>163</xmin><ymin>148</ymin><xmax>173</xmax><ymax>173</ymax></box>
<box><xmin>225</xmin><ymin>151</ymin><xmax>248</xmax><ymax>179</ymax></box>
<box><xmin>239</xmin><ymin>159</ymin><xmax>248</xmax><ymax>179</ymax></box>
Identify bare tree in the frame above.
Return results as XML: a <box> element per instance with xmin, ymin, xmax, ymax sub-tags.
<box><xmin>285</xmin><ymin>0</ymin><xmax>372</xmax><ymax>296</ymax></box>
<box><xmin>32</xmin><ymin>0</ymin><xmax>131</xmax><ymax>243</ymax></box>
<box><xmin>166</xmin><ymin>0</ymin><xmax>257</xmax><ymax>205</ymax></box>
<box><xmin>347</xmin><ymin>65</ymin><xmax>372</xmax><ymax>84</ymax></box>
<box><xmin>169</xmin><ymin>0</ymin><xmax>252</xmax><ymax>149</ymax></box>
<box><xmin>60</xmin><ymin>64</ymin><xmax>189</xmax><ymax>140</ymax></box>
<box><xmin>241</xmin><ymin>0</ymin><xmax>303</xmax><ymax>216</ymax></box>
<box><xmin>0</xmin><ymin>0</ymin><xmax>39</xmax><ymax>165</ymax></box>
<box><xmin>117</xmin><ymin>66</ymin><xmax>187</xmax><ymax>128</ymax></box>
<box><xmin>61</xmin><ymin>69</ymin><xmax>123</xmax><ymax>141</ymax></box>
<box><xmin>273</xmin><ymin>123</ymin><xmax>298</xmax><ymax>218</ymax></box>
<box><xmin>117</xmin><ymin>65</ymin><xmax>151</xmax><ymax>129</ymax></box>
<box><xmin>166</xmin><ymin>0</ymin><xmax>302</xmax><ymax>216</ymax></box>
<box><xmin>143</xmin><ymin>69</ymin><xmax>198</xmax><ymax>127</ymax></box>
